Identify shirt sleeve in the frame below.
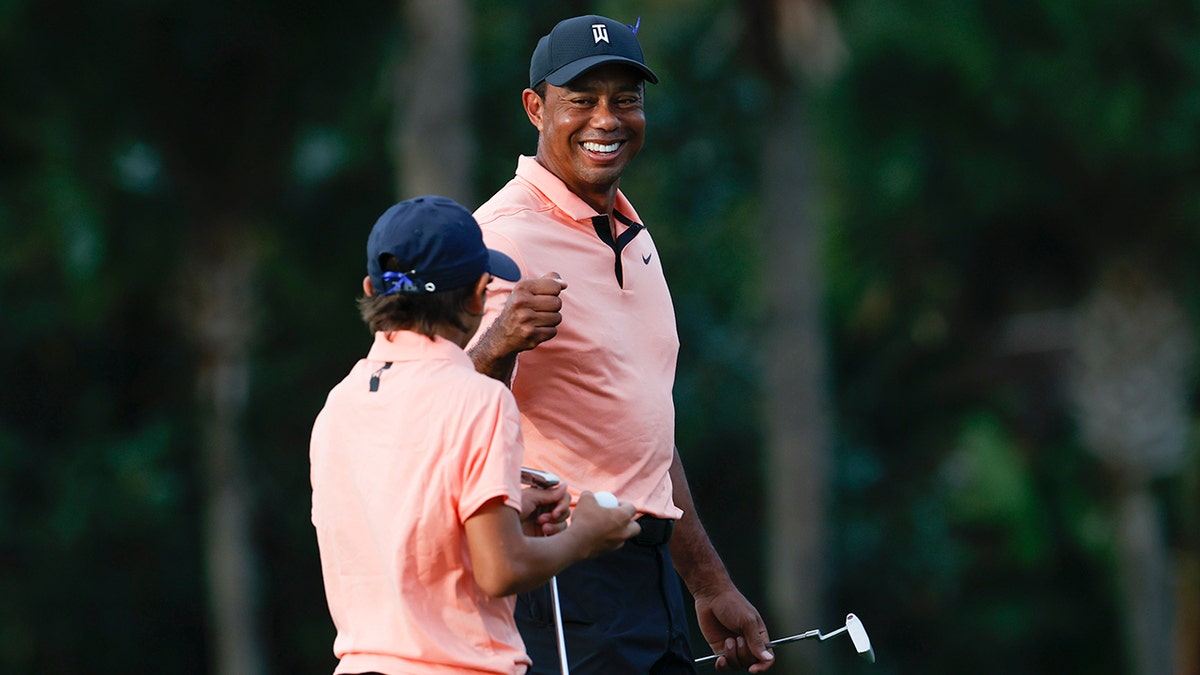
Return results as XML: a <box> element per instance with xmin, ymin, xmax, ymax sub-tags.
<box><xmin>456</xmin><ymin>384</ymin><xmax>525</xmax><ymax>522</ymax></box>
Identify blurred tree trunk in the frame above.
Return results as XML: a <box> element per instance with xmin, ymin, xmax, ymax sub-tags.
<box><xmin>762</xmin><ymin>90</ymin><xmax>828</xmax><ymax>675</ymax></box>
<box><xmin>1070</xmin><ymin>260</ymin><xmax>1193</xmax><ymax>675</ymax></box>
<box><xmin>186</xmin><ymin>225</ymin><xmax>265</xmax><ymax>675</ymax></box>
<box><xmin>394</xmin><ymin>0</ymin><xmax>475</xmax><ymax>202</ymax></box>
<box><xmin>747</xmin><ymin>2</ymin><xmax>844</xmax><ymax>672</ymax></box>
<box><xmin>1180</xmin><ymin>452</ymin><xmax>1200</xmax><ymax>675</ymax></box>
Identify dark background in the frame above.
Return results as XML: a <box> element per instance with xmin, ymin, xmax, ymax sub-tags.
<box><xmin>2</xmin><ymin>0</ymin><xmax>1198</xmax><ymax>673</ymax></box>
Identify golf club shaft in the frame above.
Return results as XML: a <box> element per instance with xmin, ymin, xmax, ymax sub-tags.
<box><xmin>550</xmin><ymin>575</ymin><xmax>569</xmax><ymax>675</ymax></box>
<box><xmin>694</xmin><ymin>628</ymin><xmax>836</xmax><ymax>664</ymax></box>
<box><xmin>521</xmin><ymin>470</ymin><xmax>571</xmax><ymax>675</ymax></box>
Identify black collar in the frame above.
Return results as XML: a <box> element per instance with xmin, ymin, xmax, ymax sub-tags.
<box><xmin>591</xmin><ymin>211</ymin><xmax>645</xmax><ymax>288</ymax></box>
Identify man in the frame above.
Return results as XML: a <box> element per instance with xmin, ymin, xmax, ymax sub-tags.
<box><xmin>468</xmin><ymin>15</ymin><xmax>776</xmax><ymax>674</ymax></box>
<box><xmin>310</xmin><ymin>195</ymin><xmax>641</xmax><ymax>674</ymax></box>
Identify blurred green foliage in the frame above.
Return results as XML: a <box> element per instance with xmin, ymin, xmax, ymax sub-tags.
<box><xmin>1</xmin><ymin>0</ymin><xmax>1198</xmax><ymax>673</ymax></box>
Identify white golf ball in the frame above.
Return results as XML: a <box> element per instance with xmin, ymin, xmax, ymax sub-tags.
<box><xmin>593</xmin><ymin>491</ymin><xmax>619</xmax><ymax>508</ymax></box>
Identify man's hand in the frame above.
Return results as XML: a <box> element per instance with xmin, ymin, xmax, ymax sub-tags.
<box><xmin>487</xmin><ymin>272</ymin><xmax>567</xmax><ymax>353</ymax></box>
<box><xmin>470</xmin><ymin>272</ymin><xmax>566</xmax><ymax>382</ymax></box>
<box><xmin>695</xmin><ymin>587</ymin><xmax>775</xmax><ymax>672</ymax></box>
<box><xmin>519</xmin><ymin>482</ymin><xmax>570</xmax><ymax>537</ymax></box>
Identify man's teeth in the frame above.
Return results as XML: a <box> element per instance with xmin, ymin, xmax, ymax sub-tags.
<box><xmin>583</xmin><ymin>141</ymin><xmax>620</xmax><ymax>153</ymax></box>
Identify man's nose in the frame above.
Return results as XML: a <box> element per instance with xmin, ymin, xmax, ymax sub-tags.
<box><xmin>589</xmin><ymin>101</ymin><xmax>619</xmax><ymax>129</ymax></box>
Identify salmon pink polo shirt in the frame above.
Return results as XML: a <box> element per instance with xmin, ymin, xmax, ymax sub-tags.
<box><xmin>310</xmin><ymin>330</ymin><xmax>530</xmax><ymax>674</ymax></box>
<box><xmin>472</xmin><ymin>156</ymin><xmax>683</xmax><ymax>520</ymax></box>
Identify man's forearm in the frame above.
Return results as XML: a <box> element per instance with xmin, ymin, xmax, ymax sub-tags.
<box><xmin>668</xmin><ymin>447</ymin><xmax>735</xmax><ymax>597</ymax></box>
<box><xmin>468</xmin><ymin>324</ymin><xmax>518</xmax><ymax>385</ymax></box>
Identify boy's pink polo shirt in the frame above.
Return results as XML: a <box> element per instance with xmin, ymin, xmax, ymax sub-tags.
<box><xmin>472</xmin><ymin>156</ymin><xmax>683</xmax><ymax>520</ymax></box>
<box><xmin>311</xmin><ymin>331</ymin><xmax>529</xmax><ymax>674</ymax></box>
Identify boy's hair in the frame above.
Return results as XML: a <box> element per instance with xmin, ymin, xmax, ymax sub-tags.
<box><xmin>358</xmin><ymin>254</ymin><xmax>477</xmax><ymax>337</ymax></box>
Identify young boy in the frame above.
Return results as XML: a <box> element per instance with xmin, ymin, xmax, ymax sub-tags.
<box><xmin>310</xmin><ymin>195</ymin><xmax>640</xmax><ymax>675</ymax></box>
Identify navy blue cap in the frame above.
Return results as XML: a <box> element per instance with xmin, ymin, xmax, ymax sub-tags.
<box><xmin>530</xmin><ymin>15</ymin><xmax>658</xmax><ymax>88</ymax></box>
<box><xmin>366</xmin><ymin>196</ymin><xmax>520</xmax><ymax>296</ymax></box>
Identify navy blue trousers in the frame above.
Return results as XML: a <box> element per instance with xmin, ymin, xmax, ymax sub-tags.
<box><xmin>516</xmin><ymin>542</ymin><xmax>697</xmax><ymax>674</ymax></box>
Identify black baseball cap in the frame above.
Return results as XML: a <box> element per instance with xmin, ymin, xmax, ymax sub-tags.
<box><xmin>366</xmin><ymin>196</ymin><xmax>520</xmax><ymax>296</ymax></box>
<box><xmin>530</xmin><ymin>15</ymin><xmax>659</xmax><ymax>88</ymax></box>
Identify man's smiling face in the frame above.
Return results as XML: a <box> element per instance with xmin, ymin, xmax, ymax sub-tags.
<box><xmin>527</xmin><ymin>63</ymin><xmax>646</xmax><ymax>210</ymax></box>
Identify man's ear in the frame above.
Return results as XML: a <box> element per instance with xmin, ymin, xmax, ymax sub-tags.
<box><xmin>466</xmin><ymin>273</ymin><xmax>490</xmax><ymax>315</ymax></box>
<box><xmin>362</xmin><ymin>276</ymin><xmax>375</xmax><ymax>297</ymax></box>
<box><xmin>522</xmin><ymin>88</ymin><xmax>544</xmax><ymax>131</ymax></box>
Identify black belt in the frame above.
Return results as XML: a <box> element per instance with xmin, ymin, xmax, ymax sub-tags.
<box><xmin>634</xmin><ymin>515</ymin><xmax>675</xmax><ymax>546</ymax></box>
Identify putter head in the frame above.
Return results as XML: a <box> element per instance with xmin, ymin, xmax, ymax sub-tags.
<box><xmin>845</xmin><ymin>613</ymin><xmax>875</xmax><ymax>664</ymax></box>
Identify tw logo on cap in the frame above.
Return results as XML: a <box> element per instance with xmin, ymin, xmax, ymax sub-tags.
<box><xmin>529</xmin><ymin>14</ymin><xmax>659</xmax><ymax>88</ymax></box>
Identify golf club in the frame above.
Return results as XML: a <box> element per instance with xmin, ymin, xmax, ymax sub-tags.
<box><xmin>548</xmin><ymin>576</ymin><xmax>569</xmax><ymax>675</ymax></box>
<box><xmin>695</xmin><ymin>612</ymin><xmax>875</xmax><ymax>665</ymax></box>
<box><xmin>543</xmin><ymin>489</ymin><xmax>619</xmax><ymax>675</ymax></box>
<box><xmin>521</xmin><ymin>469</ymin><xmax>622</xmax><ymax>675</ymax></box>
<box><xmin>521</xmin><ymin>467</ymin><xmax>561</xmax><ymax>490</ymax></box>
<box><xmin>520</xmin><ymin>468</ymin><xmax>570</xmax><ymax>675</ymax></box>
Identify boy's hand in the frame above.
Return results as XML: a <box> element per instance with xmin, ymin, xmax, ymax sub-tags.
<box><xmin>568</xmin><ymin>491</ymin><xmax>641</xmax><ymax>558</ymax></box>
<box><xmin>520</xmin><ymin>482</ymin><xmax>570</xmax><ymax>537</ymax></box>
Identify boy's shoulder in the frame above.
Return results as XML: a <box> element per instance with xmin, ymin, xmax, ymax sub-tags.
<box><xmin>319</xmin><ymin>353</ymin><xmax>518</xmax><ymax>431</ymax></box>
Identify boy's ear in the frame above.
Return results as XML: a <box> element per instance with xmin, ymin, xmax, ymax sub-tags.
<box><xmin>362</xmin><ymin>276</ymin><xmax>375</xmax><ymax>297</ymax></box>
<box><xmin>466</xmin><ymin>273</ymin><xmax>490</xmax><ymax>314</ymax></box>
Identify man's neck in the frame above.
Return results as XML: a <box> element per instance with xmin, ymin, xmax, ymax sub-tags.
<box><xmin>579</xmin><ymin>187</ymin><xmax>618</xmax><ymax>218</ymax></box>
<box><xmin>532</xmin><ymin>156</ymin><xmax>619</xmax><ymax>217</ymax></box>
